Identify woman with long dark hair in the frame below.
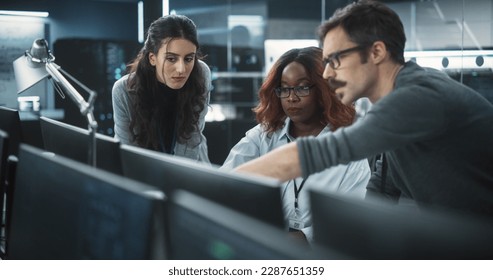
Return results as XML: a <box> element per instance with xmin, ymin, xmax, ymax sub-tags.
<box><xmin>222</xmin><ymin>47</ymin><xmax>370</xmax><ymax>242</ymax></box>
<box><xmin>112</xmin><ymin>15</ymin><xmax>210</xmax><ymax>162</ymax></box>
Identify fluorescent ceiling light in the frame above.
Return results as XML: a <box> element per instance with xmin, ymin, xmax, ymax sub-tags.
<box><xmin>138</xmin><ymin>1</ymin><xmax>144</xmax><ymax>43</ymax></box>
<box><xmin>404</xmin><ymin>50</ymin><xmax>493</xmax><ymax>70</ymax></box>
<box><xmin>405</xmin><ymin>50</ymin><xmax>493</xmax><ymax>57</ymax></box>
<box><xmin>162</xmin><ymin>0</ymin><xmax>169</xmax><ymax>16</ymax></box>
<box><xmin>0</xmin><ymin>10</ymin><xmax>49</xmax><ymax>18</ymax></box>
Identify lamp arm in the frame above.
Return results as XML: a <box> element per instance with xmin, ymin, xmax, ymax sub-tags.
<box><xmin>86</xmin><ymin>113</ymin><xmax>98</xmax><ymax>168</ymax></box>
<box><xmin>44</xmin><ymin>60</ymin><xmax>98</xmax><ymax>167</ymax></box>
<box><xmin>44</xmin><ymin>61</ymin><xmax>92</xmax><ymax>115</ymax></box>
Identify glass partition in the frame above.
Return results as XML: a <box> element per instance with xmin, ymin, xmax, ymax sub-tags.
<box><xmin>168</xmin><ymin>0</ymin><xmax>492</xmax><ymax>164</ymax></box>
<box><xmin>170</xmin><ymin>0</ymin><xmax>492</xmax><ymax>112</ymax></box>
<box><xmin>390</xmin><ymin>0</ymin><xmax>492</xmax><ymax>103</ymax></box>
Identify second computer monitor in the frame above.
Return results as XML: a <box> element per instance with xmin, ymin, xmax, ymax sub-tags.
<box><xmin>168</xmin><ymin>189</ymin><xmax>341</xmax><ymax>260</ymax></box>
<box><xmin>0</xmin><ymin>129</ymin><xmax>8</xmax><ymax>252</ymax></box>
<box><xmin>120</xmin><ymin>144</ymin><xmax>286</xmax><ymax>228</ymax></box>
<box><xmin>40</xmin><ymin>116</ymin><xmax>123</xmax><ymax>175</ymax></box>
<box><xmin>0</xmin><ymin>106</ymin><xmax>22</xmax><ymax>157</ymax></box>
<box><xmin>310</xmin><ymin>189</ymin><xmax>493</xmax><ymax>259</ymax></box>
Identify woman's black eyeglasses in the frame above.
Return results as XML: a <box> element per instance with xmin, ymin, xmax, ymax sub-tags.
<box><xmin>275</xmin><ymin>85</ymin><xmax>314</xmax><ymax>99</ymax></box>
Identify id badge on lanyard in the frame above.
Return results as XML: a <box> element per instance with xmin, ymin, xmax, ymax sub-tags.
<box><xmin>289</xmin><ymin>214</ymin><xmax>305</xmax><ymax>230</ymax></box>
<box><xmin>288</xmin><ymin>177</ymin><xmax>306</xmax><ymax>230</ymax></box>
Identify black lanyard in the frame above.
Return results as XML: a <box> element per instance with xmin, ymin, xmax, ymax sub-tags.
<box><xmin>292</xmin><ymin>178</ymin><xmax>307</xmax><ymax>209</ymax></box>
<box><xmin>287</xmin><ymin>136</ymin><xmax>308</xmax><ymax>210</ymax></box>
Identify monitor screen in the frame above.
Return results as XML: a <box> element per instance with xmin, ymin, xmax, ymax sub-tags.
<box><xmin>8</xmin><ymin>144</ymin><xmax>167</xmax><ymax>260</ymax></box>
<box><xmin>120</xmin><ymin>144</ymin><xmax>286</xmax><ymax>228</ymax></box>
<box><xmin>168</xmin><ymin>189</ymin><xmax>339</xmax><ymax>260</ymax></box>
<box><xmin>0</xmin><ymin>106</ymin><xmax>22</xmax><ymax>156</ymax></box>
<box><xmin>40</xmin><ymin>116</ymin><xmax>123</xmax><ymax>175</ymax></box>
<box><xmin>309</xmin><ymin>190</ymin><xmax>493</xmax><ymax>259</ymax></box>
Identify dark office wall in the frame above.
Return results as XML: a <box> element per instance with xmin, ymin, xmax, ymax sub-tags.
<box><xmin>53</xmin><ymin>39</ymin><xmax>141</xmax><ymax>135</ymax></box>
<box><xmin>203</xmin><ymin>119</ymin><xmax>257</xmax><ymax>165</ymax></box>
<box><xmin>0</xmin><ymin>0</ymin><xmax>138</xmax><ymax>44</ymax></box>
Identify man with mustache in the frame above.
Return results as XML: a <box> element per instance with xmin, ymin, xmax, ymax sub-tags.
<box><xmin>235</xmin><ymin>0</ymin><xmax>493</xmax><ymax>218</ymax></box>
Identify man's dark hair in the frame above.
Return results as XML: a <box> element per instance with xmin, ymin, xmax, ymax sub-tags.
<box><xmin>318</xmin><ymin>0</ymin><xmax>406</xmax><ymax>64</ymax></box>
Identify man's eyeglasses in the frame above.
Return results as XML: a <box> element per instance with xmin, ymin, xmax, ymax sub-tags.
<box><xmin>275</xmin><ymin>85</ymin><xmax>313</xmax><ymax>99</ymax></box>
<box><xmin>324</xmin><ymin>45</ymin><xmax>367</xmax><ymax>70</ymax></box>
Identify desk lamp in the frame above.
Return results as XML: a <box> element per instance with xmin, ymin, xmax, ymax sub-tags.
<box><xmin>12</xmin><ymin>38</ymin><xmax>98</xmax><ymax>167</ymax></box>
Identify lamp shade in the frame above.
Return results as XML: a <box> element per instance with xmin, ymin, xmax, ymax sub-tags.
<box><xmin>12</xmin><ymin>38</ymin><xmax>51</xmax><ymax>94</ymax></box>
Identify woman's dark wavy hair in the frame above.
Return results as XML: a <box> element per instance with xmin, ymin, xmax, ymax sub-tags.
<box><xmin>254</xmin><ymin>46</ymin><xmax>355</xmax><ymax>135</ymax></box>
<box><xmin>126</xmin><ymin>14</ymin><xmax>206</xmax><ymax>150</ymax></box>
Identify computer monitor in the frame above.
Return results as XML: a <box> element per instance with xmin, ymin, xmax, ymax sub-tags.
<box><xmin>168</xmin><ymin>189</ymin><xmax>342</xmax><ymax>260</ymax></box>
<box><xmin>0</xmin><ymin>106</ymin><xmax>22</xmax><ymax>157</ymax></box>
<box><xmin>40</xmin><ymin>116</ymin><xmax>123</xmax><ymax>175</ymax></box>
<box><xmin>0</xmin><ymin>130</ymin><xmax>8</xmax><ymax>256</ymax></box>
<box><xmin>2</xmin><ymin>155</ymin><xmax>17</xmax><ymax>257</ymax></box>
<box><xmin>309</xmin><ymin>189</ymin><xmax>493</xmax><ymax>259</ymax></box>
<box><xmin>7</xmin><ymin>144</ymin><xmax>167</xmax><ymax>260</ymax></box>
<box><xmin>0</xmin><ymin>130</ymin><xmax>8</xmax><ymax>189</ymax></box>
<box><xmin>120</xmin><ymin>144</ymin><xmax>286</xmax><ymax>228</ymax></box>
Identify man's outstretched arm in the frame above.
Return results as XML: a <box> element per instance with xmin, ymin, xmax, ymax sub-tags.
<box><xmin>234</xmin><ymin>141</ymin><xmax>301</xmax><ymax>182</ymax></box>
